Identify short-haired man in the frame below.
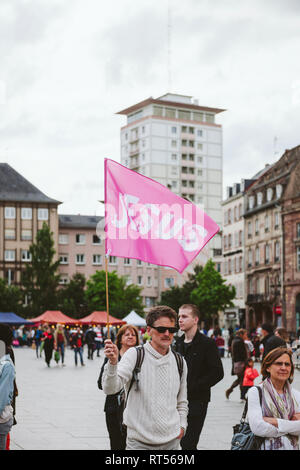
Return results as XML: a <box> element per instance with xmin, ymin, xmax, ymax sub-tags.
<box><xmin>102</xmin><ymin>305</ymin><xmax>188</xmax><ymax>450</ymax></box>
<box><xmin>175</xmin><ymin>304</ymin><xmax>224</xmax><ymax>450</ymax></box>
<box><xmin>260</xmin><ymin>323</ymin><xmax>286</xmax><ymax>360</ymax></box>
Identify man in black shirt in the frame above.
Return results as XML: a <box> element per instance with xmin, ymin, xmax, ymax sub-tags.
<box><xmin>175</xmin><ymin>304</ymin><xmax>224</xmax><ymax>450</ymax></box>
<box><xmin>260</xmin><ymin>323</ymin><xmax>286</xmax><ymax>360</ymax></box>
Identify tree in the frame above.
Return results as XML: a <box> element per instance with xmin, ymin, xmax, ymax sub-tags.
<box><xmin>22</xmin><ymin>222</ymin><xmax>61</xmax><ymax>317</ymax></box>
<box><xmin>85</xmin><ymin>270</ymin><xmax>144</xmax><ymax>318</ymax></box>
<box><xmin>160</xmin><ymin>264</ymin><xmax>203</xmax><ymax>312</ymax></box>
<box><xmin>190</xmin><ymin>259</ymin><xmax>236</xmax><ymax>327</ymax></box>
<box><xmin>0</xmin><ymin>279</ymin><xmax>23</xmax><ymax>314</ymax></box>
<box><xmin>57</xmin><ymin>273</ymin><xmax>87</xmax><ymax>319</ymax></box>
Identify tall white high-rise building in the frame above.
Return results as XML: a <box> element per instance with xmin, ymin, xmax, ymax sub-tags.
<box><xmin>118</xmin><ymin>93</ymin><xmax>225</xmax><ymax>287</ymax></box>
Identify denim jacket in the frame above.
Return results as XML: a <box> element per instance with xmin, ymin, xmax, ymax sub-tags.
<box><xmin>0</xmin><ymin>354</ymin><xmax>15</xmax><ymax>421</ymax></box>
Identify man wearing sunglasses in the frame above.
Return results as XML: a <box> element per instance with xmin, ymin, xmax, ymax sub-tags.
<box><xmin>175</xmin><ymin>304</ymin><xmax>224</xmax><ymax>450</ymax></box>
<box><xmin>102</xmin><ymin>305</ymin><xmax>188</xmax><ymax>450</ymax></box>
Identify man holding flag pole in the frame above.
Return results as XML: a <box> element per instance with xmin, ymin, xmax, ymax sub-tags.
<box><xmin>101</xmin><ymin>158</ymin><xmax>220</xmax><ymax>449</ymax></box>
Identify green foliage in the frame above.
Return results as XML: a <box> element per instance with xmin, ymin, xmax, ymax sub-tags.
<box><xmin>22</xmin><ymin>223</ymin><xmax>61</xmax><ymax>317</ymax></box>
<box><xmin>0</xmin><ymin>278</ymin><xmax>23</xmax><ymax>314</ymax></box>
<box><xmin>160</xmin><ymin>264</ymin><xmax>203</xmax><ymax>312</ymax></box>
<box><xmin>57</xmin><ymin>273</ymin><xmax>87</xmax><ymax>319</ymax></box>
<box><xmin>85</xmin><ymin>270</ymin><xmax>144</xmax><ymax>318</ymax></box>
<box><xmin>161</xmin><ymin>260</ymin><xmax>236</xmax><ymax>326</ymax></box>
<box><xmin>190</xmin><ymin>259</ymin><xmax>236</xmax><ymax>324</ymax></box>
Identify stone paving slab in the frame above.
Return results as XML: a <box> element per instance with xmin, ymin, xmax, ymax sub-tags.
<box><xmin>8</xmin><ymin>346</ymin><xmax>300</xmax><ymax>450</ymax></box>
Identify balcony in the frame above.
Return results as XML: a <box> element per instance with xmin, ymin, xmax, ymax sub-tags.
<box><xmin>247</xmin><ymin>294</ymin><xmax>270</xmax><ymax>304</ymax></box>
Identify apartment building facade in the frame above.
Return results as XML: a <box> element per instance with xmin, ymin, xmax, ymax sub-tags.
<box><xmin>0</xmin><ymin>163</ymin><xmax>60</xmax><ymax>285</ymax></box>
<box><xmin>221</xmin><ymin>181</ymin><xmax>249</xmax><ymax>327</ymax></box>
<box><xmin>118</xmin><ymin>93</ymin><xmax>225</xmax><ymax>284</ymax></box>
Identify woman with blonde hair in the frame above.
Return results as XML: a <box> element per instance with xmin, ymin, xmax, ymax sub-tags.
<box><xmin>248</xmin><ymin>347</ymin><xmax>300</xmax><ymax>450</ymax></box>
<box><xmin>98</xmin><ymin>324</ymin><xmax>139</xmax><ymax>449</ymax></box>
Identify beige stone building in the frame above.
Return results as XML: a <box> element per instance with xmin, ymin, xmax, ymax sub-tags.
<box><xmin>0</xmin><ymin>163</ymin><xmax>60</xmax><ymax>285</ymax></box>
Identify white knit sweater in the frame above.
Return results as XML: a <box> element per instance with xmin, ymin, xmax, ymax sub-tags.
<box><xmin>102</xmin><ymin>341</ymin><xmax>188</xmax><ymax>445</ymax></box>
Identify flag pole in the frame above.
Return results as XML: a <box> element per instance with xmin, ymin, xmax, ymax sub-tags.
<box><xmin>105</xmin><ymin>252</ymin><xmax>110</xmax><ymax>340</ymax></box>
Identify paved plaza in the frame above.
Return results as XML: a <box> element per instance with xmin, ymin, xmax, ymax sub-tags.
<box><xmin>8</xmin><ymin>346</ymin><xmax>300</xmax><ymax>450</ymax></box>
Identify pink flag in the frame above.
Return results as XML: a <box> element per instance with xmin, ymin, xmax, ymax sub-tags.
<box><xmin>105</xmin><ymin>159</ymin><xmax>219</xmax><ymax>274</ymax></box>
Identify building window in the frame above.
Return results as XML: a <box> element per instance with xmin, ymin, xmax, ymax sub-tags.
<box><xmin>21</xmin><ymin>229</ymin><xmax>32</xmax><ymax>241</ymax></box>
<box><xmin>164</xmin><ymin>277</ymin><xmax>175</xmax><ymax>288</ymax></box>
<box><xmin>171</xmin><ymin>154</ymin><xmax>177</xmax><ymax>160</ymax></box>
<box><xmin>145</xmin><ymin>297</ymin><xmax>155</xmax><ymax>307</ymax></box>
<box><xmin>137</xmin><ymin>259</ymin><xmax>142</xmax><ymax>266</ymax></box>
<box><xmin>109</xmin><ymin>256</ymin><xmax>117</xmax><ymax>265</ymax></box>
<box><xmin>255</xmin><ymin>247</ymin><xmax>260</xmax><ymax>266</ymax></box>
<box><xmin>193</xmin><ymin>112</ymin><xmax>204</xmax><ymax>121</ymax></box>
<box><xmin>275</xmin><ymin>241</ymin><xmax>280</xmax><ymax>262</ymax></box>
<box><xmin>265</xmin><ymin>244</ymin><xmax>270</xmax><ymax>265</ymax></box>
<box><xmin>248</xmin><ymin>221</ymin><xmax>252</xmax><ymax>238</ymax></box>
<box><xmin>59</xmin><ymin>275</ymin><xmax>69</xmax><ymax>285</ymax></box>
<box><xmin>59</xmin><ymin>234</ymin><xmax>69</xmax><ymax>244</ymax></box>
<box><xmin>165</xmin><ymin>108</ymin><xmax>176</xmax><ymax>118</ymax></box>
<box><xmin>297</xmin><ymin>223</ymin><xmax>300</xmax><ymax>238</ymax></box>
<box><xmin>257</xmin><ymin>192</ymin><xmax>263</xmax><ymax>205</ymax></box>
<box><xmin>21</xmin><ymin>250</ymin><xmax>32</xmax><ymax>262</ymax></box>
<box><xmin>5</xmin><ymin>250</ymin><xmax>15</xmax><ymax>261</ymax></box>
<box><xmin>5</xmin><ymin>207</ymin><xmax>16</xmax><ymax>219</ymax></box>
<box><xmin>171</xmin><ymin>140</ymin><xmax>177</xmax><ymax>148</ymax></box>
<box><xmin>93</xmin><ymin>234</ymin><xmax>101</xmax><ymax>244</ymax></box>
<box><xmin>76</xmin><ymin>234</ymin><xmax>86</xmax><ymax>245</ymax></box>
<box><xmin>197</xmin><ymin>143</ymin><xmax>203</xmax><ymax>151</ymax></box>
<box><xmin>5</xmin><ymin>229</ymin><xmax>15</xmax><ymax>240</ymax></box>
<box><xmin>124</xmin><ymin>258</ymin><xmax>131</xmax><ymax>265</ymax></box>
<box><xmin>76</xmin><ymin>254</ymin><xmax>85</xmax><ymax>265</ymax></box>
<box><xmin>265</xmin><ymin>215</ymin><xmax>269</xmax><ymax>232</ymax></box>
<box><xmin>178</xmin><ymin>110</ymin><xmax>191</xmax><ymax>120</ymax></box>
<box><xmin>297</xmin><ymin>247</ymin><xmax>300</xmax><ymax>271</ymax></box>
<box><xmin>59</xmin><ymin>255</ymin><xmax>69</xmax><ymax>265</ymax></box>
<box><xmin>197</xmin><ymin>129</ymin><xmax>203</xmax><ymax>137</ymax></box>
<box><xmin>147</xmin><ymin>276</ymin><xmax>152</xmax><ymax>287</ymax></box>
<box><xmin>255</xmin><ymin>218</ymin><xmax>259</xmax><ymax>235</ymax></box>
<box><xmin>137</xmin><ymin>276</ymin><xmax>142</xmax><ymax>285</ymax></box>
<box><xmin>248</xmin><ymin>249</ymin><xmax>253</xmax><ymax>268</ymax></box>
<box><xmin>276</xmin><ymin>184</ymin><xmax>282</xmax><ymax>198</ymax></box>
<box><xmin>5</xmin><ymin>270</ymin><xmax>15</xmax><ymax>284</ymax></box>
<box><xmin>21</xmin><ymin>208</ymin><xmax>32</xmax><ymax>219</ymax></box>
<box><xmin>171</xmin><ymin>126</ymin><xmax>177</xmax><ymax>134</ymax></box>
<box><xmin>267</xmin><ymin>188</ymin><xmax>273</xmax><ymax>201</ymax></box>
<box><xmin>93</xmin><ymin>255</ymin><xmax>102</xmax><ymax>265</ymax></box>
<box><xmin>248</xmin><ymin>196</ymin><xmax>255</xmax><ymax>210</ymax></box>
<box><xmin>38</xmin><ymin>208</ymin><xmax>49</xmax><ymax>220</ymax></box>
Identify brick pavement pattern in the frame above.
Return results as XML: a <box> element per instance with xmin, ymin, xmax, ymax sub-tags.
<box><xmin>9</xmin><ymin>347</ymin><xmax>300</xmax><ymax>450</ymax></box>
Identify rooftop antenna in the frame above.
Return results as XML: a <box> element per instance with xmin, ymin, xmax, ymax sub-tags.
<box><xmin>167</xmin><ymin>0</ymin><xmax>172</xmax><ymax>92</ymax></box>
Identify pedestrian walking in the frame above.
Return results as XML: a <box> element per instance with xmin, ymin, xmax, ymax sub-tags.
<box><xmin>248</xmin><ymin>347</ymin><xmax>300</xmax><ymax>449</ymax></box>
<box><xmin>98</xmin><ymin>324</ymin><xmax>140</xmax><ymax>450</ymax></box>
<box><xmin>0</xmin><ymin>324</ymin><xmax>16</xmax><ymax>451</ymax></box>
<box><xmin>94</xmin><ymin>327</ymin><xmax>103</xmax><ymax>357</ymax></box>
<box><xmin>102</xmin><ymin>305</ymin><xmax>188</xmax><ymax>450</ymax></box>
<box><xmin>85</xmin><ymin>325</ymin><xmax>97</xmax><ymax>360</ymax></box>
<box><xmin>225</xmin><ymin>329</ymin><xmax>249</xmax><ymax>401</ymax></box>
<box><xmin>241</xmin><ymin>358</ymin><xmax>259</xmax><ymax>400</ymax></box>
<box><xmin>41</xmin><ymin>326</ymin><xmax>55</xmax><ymax>368</ymax></box>
<box><xmin>260</xmin><ymin>323</ymin><xmax>286</xmax><ymax>360</ymax></box>
<box><xmin>175</xmin><ymin>304</ymin><xmax>224</xmax><ymax>450</ymax></box>
<box><xmin>34</xmin><ymin>326</ymin><xmax>43</xmax><ymax>358</ymax></box>
<box><xmin>214</xmin><ymin>328</ymin><xmax>225</xmax><ymax>358</ymax></box>
<box><xmin>70</xmin><ymin>327</ymin><xmax>85</xmax><ymax>367</ymax></box>
<box><xmin>54</xmin><ymin>324</ymin><xmax>68</xmax><ymax>366</ymax></box>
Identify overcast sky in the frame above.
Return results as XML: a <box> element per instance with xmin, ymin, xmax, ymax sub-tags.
<box><xmin>0</xmin><ymin>0</ymin><xmax>300</xmax><ymax>216</ymax></box>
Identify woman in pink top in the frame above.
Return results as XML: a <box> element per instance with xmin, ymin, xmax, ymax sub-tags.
<box><xmin>241</xmin><ymin>358</ymin><xmax>259</xmax><ymax>400</ymax></box>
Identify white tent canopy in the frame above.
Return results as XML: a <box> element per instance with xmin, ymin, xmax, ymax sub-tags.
<box><xmin>123</xmin><ymin>310</ymin><xmax>146</xmax><ymax>327</ymax></box>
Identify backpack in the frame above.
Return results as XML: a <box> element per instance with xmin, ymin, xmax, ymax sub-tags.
<box><xmin>125</xmin><ymin>345</ymin><xmax>184</xmax><ymax>406</ymax></box>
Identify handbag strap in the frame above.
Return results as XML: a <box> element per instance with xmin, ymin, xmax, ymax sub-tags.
<box><xmin>241</xmin><ymin>385</ymin><xmax>262</xmax><ymax>422</ymax></box>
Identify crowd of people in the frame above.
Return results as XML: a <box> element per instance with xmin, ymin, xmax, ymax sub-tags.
<box><xmin>1</xmin><ymin>310</ymin><xmax>300</xmax><ymax>451</ymax></box>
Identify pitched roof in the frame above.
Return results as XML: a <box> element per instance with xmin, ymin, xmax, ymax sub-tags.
<box><xmin>0</xmin><ymin>163</ymin><xmax>61</xmax><ymax>204</ymax></box>
<box><xmin>59</xmin><ymin>214</ymin><xmax>104</xmax><ymax>229</ymax></box>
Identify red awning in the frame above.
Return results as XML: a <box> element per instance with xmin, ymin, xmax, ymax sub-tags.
<box><xmin>79</xmin><ymin>311</ymin><xmax>126</xmax><ymax>326</ymax></box>
<box><xmin>28</xmin><ymin>311</ymin><xmax>80</xmax><ymax>325</ymax></box>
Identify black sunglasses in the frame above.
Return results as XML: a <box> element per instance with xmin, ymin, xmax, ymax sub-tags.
<box><xmin>151</xmin><ymin>326</ymin><xmax>178</xmax><ymax>334</ymax></box>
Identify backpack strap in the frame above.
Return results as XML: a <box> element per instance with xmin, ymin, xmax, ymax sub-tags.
<box><xmin>125</xmin><ymin>345</ymin><xmax>145</xmax><ymax>408</ymax></box>
<box><xmin>172</xmin><ymin>349</ymin><xmax>184</xmax><ymax>379</ymax></box>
